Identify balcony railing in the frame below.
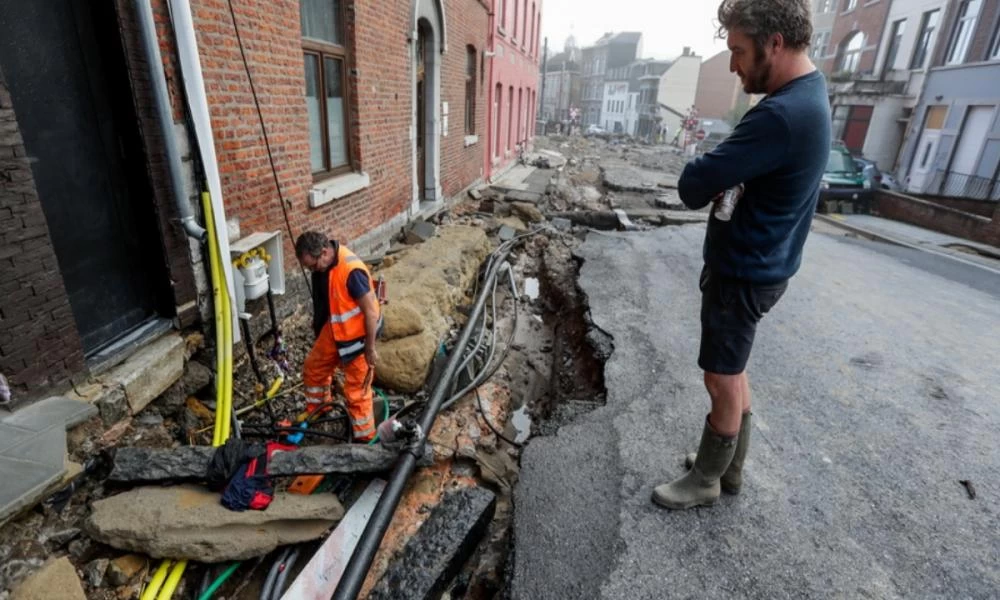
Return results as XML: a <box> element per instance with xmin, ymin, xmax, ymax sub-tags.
<box><xmin>929</xmin><ymin>169</ymin><xmax>1000</xmax><ymax>201</ymax></box>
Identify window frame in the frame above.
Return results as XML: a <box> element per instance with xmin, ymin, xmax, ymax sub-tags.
<box><xmin>840</xmin><ymin>32</ymin><xmax>865</xmax><ymax>73</ymax></box>
<box><xmin>301</xmin><ymin>0</ymin><xmax>354</xmax><ymax>181</ymax></box>
<box><xmin>910</xmin><ymin>9</ymin><xmax>940</xmax><ymax>69</ymax></box>
<box><xmin>465</xmin><ymin>46</ymin><xmax>477</xmax><ymax>135</ymax></box>
<box><xmin>882</xmin><ymin>19</ymin><xmax>907</xmax><ymax>75</ymax></box>
<box><xmin>988</xmin><ymin>16</ymin><xmax>1000</xmax><ymax>60</ymax></box>
<box><xmin>843</xmin><ymin>0</ymin><xmax>857</xmax><ymax>13</ymax></box>
<box><xmin>944</xmin><ymin>0</ymin><xmax>983</xmax><ymax>66</ymax></box>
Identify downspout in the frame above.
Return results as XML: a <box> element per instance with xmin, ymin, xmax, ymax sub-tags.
<box><xmin>169</xmin><ymin>0</ymin><xmax>240</xmax><ymax>343</ymax></box>
<box><xmin>134</xmin><ymin>0</ymin><xmax>205</xmax><ymax>241</ymax></box>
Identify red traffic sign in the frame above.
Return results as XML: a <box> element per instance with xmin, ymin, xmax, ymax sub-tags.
<box><xmin>695</xmin><ymin>130</ymin><xmax>706</xmax><ymax>141</ymax></box>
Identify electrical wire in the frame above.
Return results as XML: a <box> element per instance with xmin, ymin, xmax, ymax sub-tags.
<box><xmin>475</xmin><ymin>387</ymin><xmax>523</xmax><ymax>447</ymax></box>
<box><xmin>225</xmin><ymin>0</ymin><xmax>310</xmax><ymax>293</ymax></box>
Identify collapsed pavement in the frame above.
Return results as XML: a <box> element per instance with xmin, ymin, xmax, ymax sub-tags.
<box><xmin>1</xmin><ymin>133</ymin><xmax>703</xmax><ymax>600</ymax></box>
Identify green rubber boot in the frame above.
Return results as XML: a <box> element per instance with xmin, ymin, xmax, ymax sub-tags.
<box><xmin>685</xmin><ymin>412</ymin><xmax>751</xmax><ymax>494</ymax></box>
<box><xmin>652</xmin><ymin>417</ymin><xmax>737</xmax><ymax>510</ymax></box>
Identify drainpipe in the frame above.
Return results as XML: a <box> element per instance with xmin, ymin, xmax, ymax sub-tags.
<box><xmin>134</xmin><ymin>0</ymin><xmax>205</xmax><ymax>242</ymax></box>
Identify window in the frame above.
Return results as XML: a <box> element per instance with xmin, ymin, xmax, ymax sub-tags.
<box><xmin>839</xmin><ymin>32</ymin><xmax>864</xmax><ymax>72</ymax></box>
<box><xmin>883</xmin><ymin>19</ymin><xmax>906</xmax><ymax>74</ymax></box>
<box><xmin>844</xmin><ymin>0</ymin><xmax>857</xmax><ymax>12</ymax></box>
<box><xmin>507</xmin><ymin>86</ymin><xmax>514</xmax><ymax>151</ymax></box>
<box><xmin>991</xmin><ymin>20</ymin><xmax>1000</xmax><ymax>60</ymax></box>
<box><xmin>466</xmin><ymin>46</ymin><xmax>476</xmax><ymax>134</ymax></box>
<box><xmin>945</xmin><ymin>0</ymin><xmax>982</xmax><ymax>65</ymax></box>
<box><xmin>812</xmin><ymin>31</ymin><xmax>831</xmax><ymax>58</ymax></box>
<box><xmin>301</xmin><ymin>0</ymin><xmax>352</xmax><ymax>177</ymax></box>
<box><xmin>820</xmin><ymin>0</ymin><xmax>834</xmax><ymax>12</ymax></box>
<box><xmin>910</xmin><ymin>9</ymin><xmax>940</xmax><ymax>69</ymax></box>
<box><xmin>498</xmin><ymin>0</ymin><xmax>506</xmax><ymax>31</ymax></box>
<box><xmin>513</xmin><ymin>0</ymin><xmax>519</xmax><ymax>40</ymax></box>
<box><xmin>494</xmin><ymin>84</ymin><xmax>502</xmax><ymax>157</ymax></box>
<box><xmin>530</xmin><ymin>4</ymin><xmax>536</xmax><ymax>55</ymax></box>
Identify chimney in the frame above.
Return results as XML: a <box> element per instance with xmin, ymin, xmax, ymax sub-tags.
<box><xmin>683</xmin><ymin>46</ymin><xmax>691</xmax><ymax>56</ymax></box>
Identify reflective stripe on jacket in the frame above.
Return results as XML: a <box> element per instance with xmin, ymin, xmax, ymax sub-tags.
<box><xmin>327</xmin><ymin>245</ymin><xmax>381</xmax><ymax>362</ymax></box>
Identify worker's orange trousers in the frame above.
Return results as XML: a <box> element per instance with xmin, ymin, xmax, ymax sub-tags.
<box><xmin>302</xmin><ymin>326</ymin><xmax>375</xmax><ymax>441</ymax></box>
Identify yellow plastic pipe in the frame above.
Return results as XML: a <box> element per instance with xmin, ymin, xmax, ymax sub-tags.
<box><xmin>140</xmin><ymin>560</ymin><xmax>172</xmax><ymax>600</ymax></box>
<box><xmin>155</xmin><ymin>560</ymin><xmax>188</xmax><ymax>600</ymax></box>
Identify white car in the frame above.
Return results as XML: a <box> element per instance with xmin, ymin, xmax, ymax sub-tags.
<box><xmin>585</xmin><ymin>125</ymin><xmax>606</xmax><ymax>136</ymax></box>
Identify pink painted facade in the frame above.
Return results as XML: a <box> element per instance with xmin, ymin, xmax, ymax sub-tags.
<box><xmin>485</xmin><ymin>0</ymin><xmax>542</xmax><ymax>181</ymax></box>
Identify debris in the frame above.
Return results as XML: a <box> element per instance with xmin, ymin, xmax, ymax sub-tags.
<box><xmin>109</xmin><ymin>444</ymin><xmax>433</xmax><ymax>484</ymax></box>
<box><xmin>959</xmin><ymin>480</ymin><xmax>977</xmax><ymax>499</ymax></box>
<box><xmin>0</xmin><ymin>373</ymin><xmax>10</xmax><ymax>405</ymax></box>
<box><xmin>405</xmin><ymin>220</ymin><xmax>438</xmax><ymax>245</ymax></box>
<box><xmin>468</xmin><ymin>187</ymin><xmax>483</xmax><ymax>201</ymax></box>
<box><xmin>86</xmin><ymin>485</ymin><xmax>345</xmax><ymax>562</ymax></box>
<box><xmin>159</xmin><ymin>361</ymin><xmax>212</xmax><ymax>416</ymax></box>
<box><xmin>83</xmin><ymin>558</ymin><xmax>109</xmax><ymax>588</ymax></box>
<box><xmin>550</xmin><ymin>217</ymin><xmax>572</xmax><ymax>231</ymax></box>
<box><xmin>532</xmin><ymin>157</ymin><xmax>552</xmax><ymax>169</ymax></box>
<box><xmin>382</xmin><ymin>301</ymin><xmax>426</xmax><ymax>340</ymax></box>
<box><xmin>613</xmin><ymin>209</ymin><xmax>639</xmax><ymax>231</ymax></box>
<box><xmin>11</xmin><ymin>557</ymin><xmax>86</xmax><ymax>600</ymax></box>
<box><xmin>105</xmin><ymin>555</ymin><xmax>145</xmax><ymax>587</ymax></box>
<box><xmin>523</xmin><ymin>278</ymin><xmax>540</xmax><ymax>301</ymax></box>
<box><xmin>511</xmin><ymin>202</ymin><xmax>544</xmax><ymax>224</ymax></box>
<box><xmin>654</xmin><ymin>195</ymin><xmax>685</xmax><ymax>210</ymax></box>
<box><xmin>498</xmin><ymin>225</ymin><xmax>516</xmax><ymax>242</ymax></box>
<box><xmin>67</xmin><ymin>538</ymin><xmax>93</xmax><ymax>561</ymax></box>
<box><xmin>95</xmin><ymin>387</ymin><xmax>128</xmax><ymax>426</ymax></box>
<box><xmin>368</xmin><ymin>486</ymin><xmax>497</xmax><ymax>600</ymax></box>
<box><xmin>478</xmin><ymin>197</ymin><xmax>496</xmax><ymax>213</ymax></box>
<box><xmin>503</xmin><ymin>190</ymin><xmax>543</xmax><ymax>204</ymax></box>
<box><xmin>475</xmin><ymin>448</ymin><xmax>519</xmax><ymax>489</ymax></box>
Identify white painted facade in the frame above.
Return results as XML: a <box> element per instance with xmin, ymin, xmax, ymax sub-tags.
<box><xmin>602</xmin><ymin>80</ymin><xmax>630</xmax><ymax>133</ymax></box>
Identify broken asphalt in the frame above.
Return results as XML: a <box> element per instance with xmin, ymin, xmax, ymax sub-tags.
<box><xmin>512</xmin><ymin>224</ymin><xmax>1000</xmax><ymax>599</ymax></box>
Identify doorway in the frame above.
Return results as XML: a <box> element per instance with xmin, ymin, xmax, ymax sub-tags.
<box><xmin>412</xmin><ymin>6</ymin><xmax>441</xmax><ymax>209</ymax></box>
<box><xmin>0</xmin><ymin>0</ymin><xmax>172</xmax><ymax>354</ymax></box>
<box><xmin>907</xmin><ymin>106</ymin><xmax>946</xmax><ymax>193</ymax></box>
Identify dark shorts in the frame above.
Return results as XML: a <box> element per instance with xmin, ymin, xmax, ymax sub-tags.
<box><xmin>698</xmin><ymin>266</ymin><xmax>788</xmax><ymax>375</ymax></box>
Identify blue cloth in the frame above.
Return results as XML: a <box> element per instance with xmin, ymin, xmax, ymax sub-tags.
<box><xmin>679</xmin><ymin>71</ymin><xmax>831</xmax><ymax>284</ymax></box>
<box><xmin>346</xmin><ymin>269</ymin><xmax>370</xmax><ymax>300</ymax></box>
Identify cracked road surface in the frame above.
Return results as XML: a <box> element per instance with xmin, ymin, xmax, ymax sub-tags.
<box><xmin>512</xmin><ymin>224</ymin><xmax>1000</xmax><ymax>599</ymax></box>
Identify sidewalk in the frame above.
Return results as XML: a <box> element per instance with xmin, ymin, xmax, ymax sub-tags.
<box><xmin>817</xmin><ymin>213</ymin><xmax>1000</xmax><ymax>273</ymax></box>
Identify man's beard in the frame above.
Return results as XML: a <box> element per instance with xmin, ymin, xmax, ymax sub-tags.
<box><xmin>743</xmin><ymin>51</ymin><xmax>772</xmax><ymax>94</ymax></box>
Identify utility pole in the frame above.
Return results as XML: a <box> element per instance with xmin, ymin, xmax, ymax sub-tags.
<box><xmin>539</xmin><ymin>37</ymin><xmax>548</xmax><ymax>131</ymax></box>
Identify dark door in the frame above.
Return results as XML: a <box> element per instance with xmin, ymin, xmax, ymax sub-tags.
<box><xmin>842</xmin><ymin>105</ymin><xmax>873</xmax><ymax>155</ymax></box>
<box><xmin>0</xmin><ymin>0</ymin><xmax>171</xmax><ymax>353</ymax></box>
<box><xmin>416</xmin><ymin>21</ymin><xmax>429</xmax><ymax>199</ymax></box>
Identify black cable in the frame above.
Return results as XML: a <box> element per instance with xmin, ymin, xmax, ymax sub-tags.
<box><xmin>241</xmin><ymin>318</ymin><xmax>267</xmax><ymax>386</ymax></box>
<box><xmin>475</xmin><ymin>387</ymin><xmax>523</xmax><ymax>447</ymax></box>
<box><xmin>226</xmin><ymin>0</ymin><xmax>310</xmax><ymax>293</ymax></box>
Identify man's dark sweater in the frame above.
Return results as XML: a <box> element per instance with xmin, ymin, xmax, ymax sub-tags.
<box><xmin>679</xmin><ymin>71</ymin><xmax>831</xmax><ymax>284</ymax></box>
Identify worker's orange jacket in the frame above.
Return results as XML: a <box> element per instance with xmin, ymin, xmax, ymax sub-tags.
<box><xmin>325</xmin><ymin>245</ymin><xmax>381</xmax><ymax>360</ymax></box>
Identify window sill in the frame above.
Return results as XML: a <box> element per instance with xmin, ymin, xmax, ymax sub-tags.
<box><xmin>464</xmin><ymin>134</ymin><xmax>479</xmax><ymax>147</ymax></box>
<box><xmin>308</xmin><ymin>171</ymin><xmax>370</xmax><ymax>208</ymax></box>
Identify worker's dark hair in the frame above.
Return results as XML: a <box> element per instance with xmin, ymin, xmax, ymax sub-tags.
<box><xmin>717</xmin><ymin>0</ymin><xmax>813</xmax><ymax>54</ymax></box>
<box><xmin>295</xmin><ymin>231</ymin><xmax>328</xmax><ymax>260</ymax></box>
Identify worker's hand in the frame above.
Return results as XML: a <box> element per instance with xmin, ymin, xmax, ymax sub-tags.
<box><xmin>366</xmin><ymin>346</ymin><xmax>379</xmax><ymax>367</ymax></box>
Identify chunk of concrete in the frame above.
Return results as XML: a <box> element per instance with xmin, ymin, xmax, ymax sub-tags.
<box><xmin>404</xmin><ymin>221</ymin><xmax>437</xmax><ymax>245</ymax></box>
<box><xmin>368</xmin><ymin>486</ymin><xmax>497</xmax><ymax>600</ymax></box>
<box><xmin>11</xmin><ymin>557</ymin><xmax>86</xmax><ymax>600</ymax></box>
<box><xmin>550</xmin><ymin>217</ymin><xmax>572</xmax><ymax>232</ymax></box>
<box><xmin>468</xmin><ymin>187</ymin><xmax>483</xmax><ymax>201</ymax></box>
<box><xmin>159</xmin><ymin>361</ymin><xmax>213</xmax><ymax>415</ymax></box>
<box><xmin>105</xmin><ymin>554</ymin><xmax>145</xmax><ymax>587</ymax></box>
<box><xmin>86</xmin><ymin>485</ymin><xmax>344</xmax><ymax>562</ymax></box>
<box><xmin>511</xmin><ymin>202</ymin><xmax>544</xmax><ymax>223</ymax></box>
<box><xmin>95</xmin><ymin>386</ymin><xmax>128</xmax><ymax>426</ymax></box>
<box><xmin>498</xmin><ymin>225</ymin><xmax>516</xmax><ymax>242</ymax></box>
<box><xmin>381</xmin><ymin>301</ymin><xmax>425</xmax><ymax>340</ymax></box>
<box><xmin>2</xmin><ymin>396</ymin><xmax>97</xmax><ymax>431</ymax></box>
<box><xmin>105</xmin><ymin>334</ymin><xmax>185</xmax><ymax>415</ymax></box>
<box><xmin>504</xmin><ymin>190</ymin><xmax>543</xmax><ymax>204</ymax></box>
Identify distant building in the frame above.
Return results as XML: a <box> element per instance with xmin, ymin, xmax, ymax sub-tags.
<box><xmin>694</xmin><ymin>50</ymin><xmax>750</xmax><ymax>120</ymax></box>
<box><xmin>541</xmin><ymin>36</ymin><xmax>581</xmax><ymax>124</ymax></box>
<box><xmin>580</xmin><ymin>32</ymin><xmax>642</xmax><ymax>126</ymax></box>
<box><xmin>810</xmin><ymin>0</ymin><xmax>838</xmax><ymax>72</ymax></box>
<box><xmin>602</xmin><ymin>66</ymin><xmax>631</xmax><ymax>133</ymax></box>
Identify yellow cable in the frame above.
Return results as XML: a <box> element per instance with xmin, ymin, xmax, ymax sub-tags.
<box><xmin>203</xmin><ymin>191</ymin><xmax>225</xmax><ymax>448</ymax></box>
<box><xmin>155</xmin><ymin>560</ymin><xmax>188</xmax><ymax>600</ymax></box>
<box><xmin>140</xmin><ymin>560</ymin><xmax>172</xmax><ymax>600</ymax></box>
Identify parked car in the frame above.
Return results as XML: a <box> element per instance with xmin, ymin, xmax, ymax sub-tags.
<box><xmin>853</xmin><ymin>157</ymin><xmax>901</xmax><ymax>191</ymax></box>
<box><xmin>584</xmin><ymin>124</ymin><xmax>606</xmax><ymax>137</ymax></box>
<box><xmin>819</xmin><ymin>145</ymin><xmax>872</xmax><ymax>213</ymax></box>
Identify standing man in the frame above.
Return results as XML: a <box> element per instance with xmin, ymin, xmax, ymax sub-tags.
<box><xmin>652</xmin><ymin>0</ymin><xmax>830</xmax><ymax>510</ymax></box>
<box><xmin>296</xmin><ymin>231</ymin><xmax>383</xmax><ymax>442</ymax></box>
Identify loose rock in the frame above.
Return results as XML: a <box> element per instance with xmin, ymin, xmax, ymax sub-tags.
<box><xmin>105</xmin><ymin>555</ymin><xmax>145</xmax><ymax>587</ymax></box>
<box><xmin>511</xmin><ymin>202</ymin><xmax>544</xmax><ymax>223</ymax></box>
<box><xmin>83</xmin><ymin>558</ymin><xmax>109</xmax><ymax>588</ymax></box>
<box><xmin>11</xmin><ymin>558</ymin><xmax>86</xmax><ymax>600</ymax></box>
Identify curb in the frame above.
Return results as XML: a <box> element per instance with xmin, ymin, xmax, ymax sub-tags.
<box><xmin>815</xmin><ymin>214</ymin><xmax>1000</xmax><ymax>277</ymax></box>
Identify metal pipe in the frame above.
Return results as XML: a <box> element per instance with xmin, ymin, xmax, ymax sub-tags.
<box><xmin>331</xmin><ymin>249</ymin><xmax>513</xmax><ymax>600</ymax></box>
<box><xmin>134</xmin><ymin>0</ymin><xmax>205</xmax><ymax>241</ymax></box>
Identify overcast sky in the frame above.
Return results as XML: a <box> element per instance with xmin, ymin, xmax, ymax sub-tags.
<box><xmin>540</xmin><ymin>0</ymin><xmax>730</xmax><ymax>61</ymax></box>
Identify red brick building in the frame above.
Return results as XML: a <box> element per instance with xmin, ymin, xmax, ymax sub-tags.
<box><xmin>485</xmin><ymin>0</ymin><xmax>542</xmax><ymax>181</ymax></box>
<box><xmin>0</xmin><ymin>0</ymin><xmax>491</xmax><ymax>402</ymax></box>
<box><xmin>827</xmin><ymin>0</ymin><xmax>894</xmax><ymax>76</ymax></box>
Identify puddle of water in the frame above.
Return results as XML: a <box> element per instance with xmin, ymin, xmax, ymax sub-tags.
<box><xmin>509</xmin><ymin>405</ymin><xmax>532</xmax><ymax>444</ymax></box>
<box><xmin>524</xmin><ymin>278</ymin><xmax>539</xmax><ymax>300</ymax></box>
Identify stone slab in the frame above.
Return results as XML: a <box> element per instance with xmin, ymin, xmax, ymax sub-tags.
<box><xmin>368</xmin><ymin>486</ymin><xmax>496</xmax><ymax>600</ymax></box>
<box><xmin>404</xmin><ymin>220</ymin><xmax>437</xmax><ymax>244</ymax></box>
<box><xmin>0</xmin><ymin>456</ymin><xmax>64</xmax><ymax>527</ymax></box>
<box><xmin>105</xmin><ymin>334</ymin><xmax>185</xmax><ymax>415</ymax></box>
<box><xmin>11</xmin><ymin>557</ymin><xmax>86</xmax><ymax>600</ymax></box>
<box><xmin>86</xmin><ymin>485</ymin><xmax>345</xmax><ymax>562</ymax></box>
<box><xmin>109</xmin><ymin>444</ymin><xmax>433</xmax><ymax>483</ymax></box>
<box><xmin>2</xmin><ymin>396</ymin><xmax>97</xmax><ymax>432</ymax></box>
<box><xmin>504</xmin><ymin>190</ymin><xmax>543</xmax><ymax>204</ymax></box>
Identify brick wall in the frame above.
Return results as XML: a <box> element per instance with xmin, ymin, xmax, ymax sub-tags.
<box><xmin>916</xmin><ymin>194</ymin><xmax>998</xmax><ymax>217</ymax></box>
<box><xmin>0</xmin><ymin>71</ymin><xmax>85</xmax><ymax>399</ymax></box>
<box><xmin>968</xmin><ymin>0</ymin><xmax>1000</xmax><ymax>62</ymax></box>
<box><xmin>875</xmin><ymin>190</ymin><xmax>1000</xmax><ymax>247</ymax></box>
<box><xmin>115</xmin><ymin>0</ymin><xmax>200</xmax><ymax>327</ymax></box>
<box><xmin>827</xmin><ymin>0</ymin><xmax>892</xmax><ymax>75</ymax></box>
<box><xmin>152</xmin><ymin>0</ymin><xmax>489</xmax><ymax>288</ymax></box>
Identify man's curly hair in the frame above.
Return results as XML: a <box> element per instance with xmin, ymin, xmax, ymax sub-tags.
<box><xmin>717</xmin><ymin>0</ymin><xmax>813</xmax><ymax>54</ymax></box>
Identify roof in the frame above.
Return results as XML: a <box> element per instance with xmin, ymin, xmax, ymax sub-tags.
<box><xmin>611</xmin><ymin>32</ymin><xmax>642</xmax><ymax>45</ymax></box>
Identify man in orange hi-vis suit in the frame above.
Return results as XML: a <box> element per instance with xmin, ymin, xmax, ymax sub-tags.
<box><xmin>295</xmin><ymin>231</ymin><xmax>383</xmax><ymax>442</ymax></box>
